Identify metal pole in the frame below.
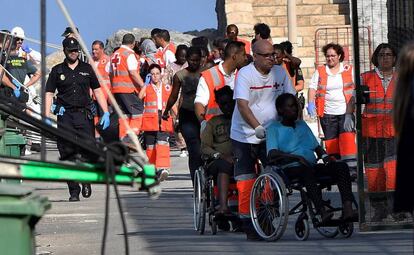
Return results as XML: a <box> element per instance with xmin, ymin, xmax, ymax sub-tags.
<box><xmin>40</xmin><ymin>0</ymin><xmax>46</xmax><ymax>161</ymax></box>
<box><xmin>350</xmin><ymin>0</ymin><xmax>365</xmax><ymax>226</ymax></box>
<box><xmin>287</xmin><ymin>0</ymin><xmax>298</xmax><ymax>50</ymax></box>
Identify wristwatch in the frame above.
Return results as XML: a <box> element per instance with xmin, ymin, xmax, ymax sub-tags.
<box><xmin>212</xmin><ymin>152</ymin><xmax>221</xmax><ymax>159</ymax></box>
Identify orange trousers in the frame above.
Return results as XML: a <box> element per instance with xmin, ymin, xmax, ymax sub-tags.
<box><xmin>144</xmin><ymin>131</ymin><xmax>170</xmax><ymax>169</ymax></box>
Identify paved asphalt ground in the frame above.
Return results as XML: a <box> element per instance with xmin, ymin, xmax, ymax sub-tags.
<box><xmin>18</xmin><ymin>150</ymin><xmax>413</xmax><ymax>255</ymax></box>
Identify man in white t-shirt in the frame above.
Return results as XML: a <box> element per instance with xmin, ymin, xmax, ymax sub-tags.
<box><xmin>153</xmin><ymin>29</ymin><xmax>176</xmax><ymax>68</ymax></box>
<box><xmin>109</xmin><ymin>33</ymin><xmax>145</xmax><ymax>141</ymax></box>
<box><xmin>230</xmin><ymin>39</ymin><xmax>295</xmax><ymax>240</ymax></box>
<box><xmin>194</xmin><ymin>40</ymin><xmax>247</xmax><ymax>127</ymax></box>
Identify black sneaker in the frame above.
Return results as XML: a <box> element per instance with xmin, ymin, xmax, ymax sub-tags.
<box><xmin>246</xmin><ymin>230</ymin><xmax>263</xmax><ymax>241</ymax></box>
<box><xmin>69</xmin><ymin>194</ymin><xmax>80</xmax><ymax>202</ymax></box>
<box><xmin>81</xmin><ymin>183</ymin><xmax>92</xmax><ymax>198</ymax></box>
<box><xmin>217</xmin><ymin>219</ymin><xmax>231</xmax><ymax>231</ymax></box>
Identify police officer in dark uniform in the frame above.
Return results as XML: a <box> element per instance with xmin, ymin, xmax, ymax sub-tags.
<box><xmin>45</xmin><ymin>38</ymin><xmax>110</xmax><ymax>201</ymax></box>
<box><xmin>61</xmin><ymin>27</ymin><xmax>87</xmax><ymax>63</ymax></box>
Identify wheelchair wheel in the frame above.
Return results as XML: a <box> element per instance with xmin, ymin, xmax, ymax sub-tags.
<box><xmin>250</xmin><ymin>172</ymin><xmax>289</xmax><ymax>241</ymax></box>
<box><xmin>294</xmin><ymin>214</ymin><xmax>310</xmax><ymax>241</ymax></box>
<box><xmin>193</xmin><ymin>168</ymin><xmax>206</xmax><ymax>234</ymax></box>
<box><xmin>338</xmin><ymin>222</ymin><xmax>354</xmax><ymax>238</ymax></box>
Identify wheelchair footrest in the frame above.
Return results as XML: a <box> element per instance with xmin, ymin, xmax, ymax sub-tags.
<box><xmin>315</xmin><ymin>218</ymin><xmax>355</xmax><ymax>227</ymax></box>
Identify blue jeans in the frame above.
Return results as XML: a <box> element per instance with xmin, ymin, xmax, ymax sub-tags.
<box><xmin>179</xmin><ymin>108</ymin><xmax>202</xmax><ymax>183</ymax></box>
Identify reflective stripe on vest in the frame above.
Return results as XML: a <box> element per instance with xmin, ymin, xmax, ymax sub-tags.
<box><xmin>361</xmin><ymin>70</ymin><xmax>396</xmax><ymax>138</ymax></box>
<box><xmin>96</xmin><ymin>55</ymin><xmax>111</xmax><ymax>99</ymax></box>
<box><xmin>141</xmin><ymin>84</ymin><xmax>173</xmax><ymax>132</ymax></box>
<box><xmin>110</xmin><ymin>47</ymin><xmax>136</xmax><ymax>94</ymax></box>
<box><xmin>362</xmin><ymin>70</ymin><xmax>395</xmax><ymax>116</ymax></box>
<box><xmin>315</xmin><ymin>65</ymin><xmax>354</xmax><ymax>117</ymax></box>
<box><xmin>202</xmin><ymin>65</ymin><xmax>226</xmax><ymax>121</ymax></box>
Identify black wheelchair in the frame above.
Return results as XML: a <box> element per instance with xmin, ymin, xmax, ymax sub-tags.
<box><xmin>249</xmin><ymin>152</ymin><xmax>357</xmax><ymax>241</ymax></box>
<box><xmin>193</xmin><ymin>157</ymin><xmax>239</xmax><ymax>235</ymax></box>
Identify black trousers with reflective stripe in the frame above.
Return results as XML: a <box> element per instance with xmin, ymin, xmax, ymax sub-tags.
<box><xmin>57</xmin><ymin>110</ymin><xmax>96</xmax><ymax>196</ymax></box>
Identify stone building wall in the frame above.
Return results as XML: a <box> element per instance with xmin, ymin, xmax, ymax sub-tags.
<box><xmin>219</xmin><ymin>0</ymin><xmax>351</xmax><ymax>80</ymax></box>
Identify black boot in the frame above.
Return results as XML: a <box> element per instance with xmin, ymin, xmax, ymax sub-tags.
<box><xmin>370</xmin><ymin>195</ymin><xmax>387</xmax><ymax>222</ymax></box>
<box><xmin>242</xmin><ymin>219</ymin><xmax>262</xmax><ymax>241</ymax></box>
<box><xmin>387</xmin><ymin>192</ymin><xmax>406</xmax><ymax>221</ymax></box>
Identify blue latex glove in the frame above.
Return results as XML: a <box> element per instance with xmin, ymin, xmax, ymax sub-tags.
<box><xmin>144</xmin><ymin>73</ymin><xmax>151</xmax><ymax>85</ymax></box>
<box><xmin>307</xmin><ymin>101</ymin><xmax>316</xmax><ymax>118</ymax></box>
<box><xmin>12</xmin><ymin>79</ymin><xmax>21</xmax><ymax>89</ymax></box>
<box><xmin>45</xmin><ymin>118</ymin><xmax>53</xmax><ymax>126</ymax></box>
<box><xmin>21</xmin><ymin>44</ymin><xmax>32</xmax><ymax>53</ymax></box>
<box><xmin>12</xmin><ymin>79</ymin><xmax>21</xmax><ymax>98</ymax></box>
<box><xmin>51</xmin><ymin>103</ymin><xmax>56</xmax><ymax>113</ymax></box>
<box><xmin>13</xmin><ymin>88</ymin><xmax>20</xmax><ymax>98</ymax></box>
<box><xmin>12</xmin><ymin>80</ymin><xmax>21</xmax><ymax>98</ymax></box>
<box><xmin>99</xmin><ymin>112</ymin><xmax>110</xmax><ymax>130</ymax></box>
<box><xmin>57</xmin><ymin>106</ymin><xmax>65</xmax><ymax>116</ymax></box>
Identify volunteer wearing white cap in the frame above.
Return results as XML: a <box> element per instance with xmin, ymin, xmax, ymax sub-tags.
<box><xmin>11</xmin><ymin>26</ymin><xmax>41</xmax><ymax>65</ymax></box>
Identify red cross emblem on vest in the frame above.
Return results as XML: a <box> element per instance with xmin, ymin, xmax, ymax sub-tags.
<box><xmin>111</xmin><ymin>53</ymin><xmax>121</xmax><ymax>71</ymax></box>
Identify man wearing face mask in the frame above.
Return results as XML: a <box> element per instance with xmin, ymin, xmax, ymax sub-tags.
<box><xmin>45</xmin><ymin>38</ymin><xmax>110</xmax><ymax>202</ymax></box>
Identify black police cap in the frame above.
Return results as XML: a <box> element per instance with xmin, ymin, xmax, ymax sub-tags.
<box><xmin>62</xmin><ymin>37</ymin><xmax>79</xmax><ymax>50</ymax></box>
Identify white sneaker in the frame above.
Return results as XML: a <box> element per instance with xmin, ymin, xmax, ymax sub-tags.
<box><xmin>24</xmin><ymin>149</ymin><xmax>32</xmax><ymax>156</ymax></box>
<box><xmin>157</xmin><ymin>169</ymin><xmax>169</xmax><ymax>182</ymax></box>
<box><xmin>179</xmin><ymin>150</ymin><xmax>188</xmax><ymax>157</ymax></box>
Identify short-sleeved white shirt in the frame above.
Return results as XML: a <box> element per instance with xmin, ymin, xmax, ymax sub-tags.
<box><xmin>309</xmin><ymin>63</ymin><xmax>354</xmax><ymax>115</ymax></box>
<box><xmin>164</xmin><ymin>49</ymin><xmax>176</xmax><ymax>67</ymax></box>
<box><xmin>230</xmin><ymin>63</ymin><xmax>295</xmax><ymax>144</ymax></box>
<box><xmin>194</xmin><ymin>62</ymin><xmax>236</xmax><ymax>106</ymax></box>
<box><xmin>120</xmin><ymin>45</ymin><xmax>139</xmax><ymax>71</ymax></box>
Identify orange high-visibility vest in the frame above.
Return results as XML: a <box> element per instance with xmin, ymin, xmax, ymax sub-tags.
<box><xmin>201</xmin><ymin>65</ymin><xmax>226</xmax><ymax>121</ymax></box>
<box><xmin>96</xmin><ymin>55</ymin><xmax>111</xmax><ymax>99</ymax></box>
<box><xmin>110</xmin><ymin>47</ymin><xmax>136</xmax><ymax>94</ymax></box>
<box><xmin>163</xmin><ymin>43</ymin><xmax>176</xmax><ymax>55</ymax></box>
<box><xmin>236</xmin><ymin>37</ymin><xmax>251</xmax><ymax>55</ymax></box>
<box><xmin>154</xmin><ymin>50</ymin><xmax>166</xmax><ymax>69</ymax></box>
<box><xmin>141</xmin><ymin>83</ymin><xmax>173</xmax><ymax>132</ymax></box>
<box><xmin>282</xmin><ymin>62</ymin><xmax>296</xmax><ymax>90</ymax></box>
<box><xmin>315</xmin><ymin>64</ymin><xmax>354</xmax><ymax>117</ymax></box>
<box><xmin>157</xmin><ymin>43</ymin><xmax>176</xmax><ymax>69</ymax></box>
<box><xmin>361</xmin><ymin>70</ymin><xmax>395</xmax><ymax>138</ymax></box>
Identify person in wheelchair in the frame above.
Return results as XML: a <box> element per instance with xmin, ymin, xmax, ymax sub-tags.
<box><xmin>201</xmin><ymin>86</ymin><xmax>235</xmax><ymax>217</ymax></box>
<box><xmin>266</xmin><ymin>93</ymin><xmax>357</xmax><ymax>222</ymax></box>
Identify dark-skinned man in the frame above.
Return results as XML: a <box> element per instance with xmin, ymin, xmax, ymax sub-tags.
<box><xmin>45</xmin><ymin>38</ymin><xmax>110</xmax><ymax>202</ymax></box>
<box><xmin>230</xmin><ymin>40</ymin><xmax>295</xmax><ymax>240</ymax></box>
<box><xmin>226</xmin><ymin>24</ymin><xmax>251</xmax><ymax>56</ymax></box>
<box><xmin>194</xmin><ymin>41</ymin><xmax>247</xmax><ymax>132</ymax></box>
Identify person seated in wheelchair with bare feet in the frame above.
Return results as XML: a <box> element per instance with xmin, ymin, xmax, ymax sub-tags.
<box><xmin>201</xmin><ymin>86</ymin><xmax>237</xmax><ymax>220</ymax></box>
<box><xmin>266</xmin><ymin>93</ymin><xmax>358</xmax><ymax>223</ymax></box>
